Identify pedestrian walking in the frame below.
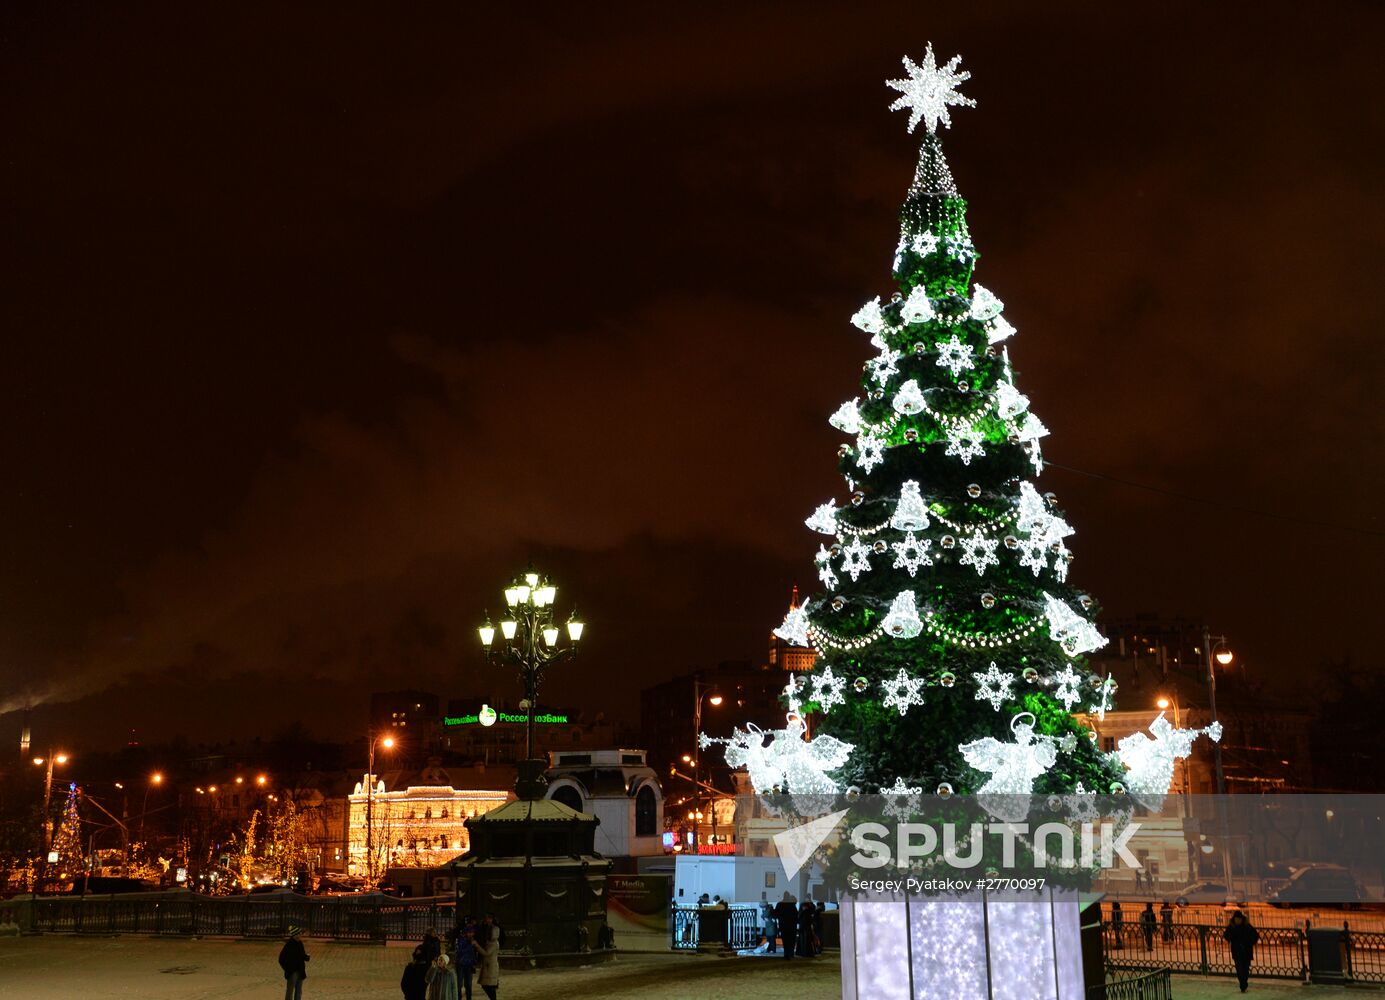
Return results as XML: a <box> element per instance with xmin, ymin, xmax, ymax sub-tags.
<box><xmin>401</xmin><ymin>946</ymin><xmax>429</xmax><ymax>1000</ymax></box>
<box><xmin>1140</xmin><ymin>902</ymin><xmax>1156</xmax><ymax>952</ymax></box>
<box><xmin>425</xmin><ymin>953</ymin><xmax>460</xmax><ymax>1000</ymax></box>
<box><xmin>454</xmin><ymin>917</ymin><xmax>478</xmax><ymax>1000</ymax></box>
<box><xmin>761</xmin><ymin>900</ymin><xmax>777</xmax><ymax>954</ymax></box>
<box><xmin>474</xmin><ymin>923</ymin><xmax>501</xmax><ymax>1000</ymax></box>
<box><xmin>1110</xmin><ymin>900</ymin><xmax>1123</xmax><ymax>950</ymax></box>
<box><xmin>1159</xmin><ymin>900</ymin><xmax>1173</xmax><ymax>942</ymax></box>
<box><xmin>773</xmin><ymin>892</ymin><xmax>798</xmax><ymax>959</ymax></box>
<box><xmin>278</xmin><ymin>925</ymin><xmax>310</xmax><ymax>1000</ymax></box>
<box><xmin>1223</xmin><ymin>910</ymin><xmax>1260</xmax><ymax>993</ymax></box>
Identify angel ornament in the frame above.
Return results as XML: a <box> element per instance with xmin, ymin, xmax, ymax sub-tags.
<box><xmin>706</xmin><ymin>714</ymin><xmax>854</xmax><ymax>801</ymax></box>
<box><xmin>1116</xmin><ymin>711</ymin><xmax>1222</xmax><ymax>811</ymax></box>
<box><xmin>959</xmin><ymin>711</ymin><xmax>1057</xmax><ymax>823</ymax></box>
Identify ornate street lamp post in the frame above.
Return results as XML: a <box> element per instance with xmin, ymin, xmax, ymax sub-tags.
<box><xmin>691</xmin><ymin>680</ymin><xmax>723</xmax><ymax>848</ymax></box>
<box><xmin>478</xmin><ymin>570</ymin><xmax>584</xmax><ymax>766</ymax></box>
<box><xmin>364</xmin><ymin>735</ymin><xmax>394</xmax><ymax>884</ymax></box>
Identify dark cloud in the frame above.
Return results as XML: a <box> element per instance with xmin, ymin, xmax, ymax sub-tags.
<box><xmin>2</xmin><ymin>3</ymin><xmax>1382</xmax><ymax>744</ymax></box>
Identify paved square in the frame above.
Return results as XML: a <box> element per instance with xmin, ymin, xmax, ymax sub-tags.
<box><xmin>0</xmin><ymin>936</ymin><xmax>841</xmax><ymax>999</ymax></box>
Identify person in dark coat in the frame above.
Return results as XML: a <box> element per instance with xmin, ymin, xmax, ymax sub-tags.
<box><xmin>1140</xmin><ymin>903</ymin><xmax>1157</xmax><ymax>952</ymax></box>
<box><xmin>772</xmin><ymin>893</ymin><xmax>798</xmax><ymax>959</ymax></box>
<box><xmin>453</xmin><ymin>917</ymin><xmax>477</xmax><ymax>1000</ymax></box>
<box><xmin>401</xmin><ymin>946</ymin><xmax>430</xmax><ymax>1000</ymax></box>
<box><xmin>421</xmin><ymin>929</ymin><xmax>443</xmax><ymax>963</ymax></box>
<box><xmin>760</xmin><ymin>901</ymin><xmax>777</xmax><ymax>954</ymax></box>
<box><xmin>278</xmin><ymin>925</ymin><xmax>310</xmax><ymax>1000</ymax></box>
<box><xmin>1159</xmin><ymin>900</ymin><xmax>1174</xmax><ymax>941</ymax></box>
<box><xmin>1224</xmin><ymin>910</ymin><xmax>1260</xmax><ymax>992</ymax></box>
<box><xmin>1110</xmin><ymin>900</ymin><xmax>1124</xmax><ymax>950</ymax></box>
<box><xmin>798</xmin><ymin>900</ymin><xmax>818</xmax><ymax>956</ymax></box>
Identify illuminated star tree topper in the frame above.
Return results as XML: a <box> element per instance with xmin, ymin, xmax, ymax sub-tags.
<box><xmin>886</xmin><ymin>42</ymin><xmax>977</xmax><ymax>134</ymax></box>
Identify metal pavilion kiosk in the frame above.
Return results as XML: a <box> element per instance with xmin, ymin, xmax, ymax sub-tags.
<box><xmin>451</xmin><ymin>763</ymin><xmax>612</xmax><ymax>961</ymax></box>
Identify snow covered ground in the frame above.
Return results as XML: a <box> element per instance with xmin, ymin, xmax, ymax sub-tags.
<box><xmin>0</xmin><ymin>935</ymin><xmax>842</xmax><ymax>999</ymax></box>
<box><xmin>1</xmin><ymin>936</ymin><xmax>1365</xmax><ymax>999</ymax></box>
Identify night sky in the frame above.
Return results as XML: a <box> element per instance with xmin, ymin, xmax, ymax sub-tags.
<box><xmin>3</xmin><ymin>4</ymin><xmax>1382</xmax><ymax>749</ymax></box>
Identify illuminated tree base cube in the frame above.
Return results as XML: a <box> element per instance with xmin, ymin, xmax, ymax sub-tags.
<box><xmin>839</xmin><ymin>891</ymin><xmax>1083</xmax><ymax>999</ymax></box>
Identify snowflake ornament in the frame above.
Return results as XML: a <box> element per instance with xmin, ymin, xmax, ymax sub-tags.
<box><xmin>852</xmin><ymin>297</ymin><xmax>885</xmax><ymax>334</ymax></box>
<box><xmin>912</xmin><ymin>230</ymin><xmax>939</xmax><ymax>256</ymax></box>
<box><xmin>892</xmin><ymin>379</ymin><xmax>926</xmax><ymax>415</ymax></box>
<box><xmin>839</xmin><ymin>538</ymin><xmax>873</xmax><ymax>581</ymax></box>
<box><xmin>934</xmin><ymin>334</ymin><xmax>975</xmax><ymax>378</ymax></box>
<box><xmin>969</xmin><ymin>284</ymin><xmax>1004</xmax><ymax>321</ymax></box>
<box><xmin>810</xmin><ymin>664</ymin><xmax>848</xmax><ymax>715</ymax></box>
<box><xmin>945</xmin><ymin>234</ymin><xmax>976</xmax><ymax>264</ymax></box>
<box><xmin>892</xmin><ymin>532</ymin><xmax>933</xmax><ymax>576</ymax></box>
<box><xmin>958</xmin><ymin>531</ymin><xmax>1000</xmax><ymax>576</ymax></box>
<box><xmin>881</xmin><ymin>667</ymin><xmax>927</xmax><ymax>716</ymax></box>
<box><xmin>882</xmin><ymin>776</ymin><xmax>925</xmax><ymax>821</ymax></box>
<box><xmin>891</xmin><ymin>480</ymin><xmax>930</xmax><ymax>530</ymax></box>
<box><xmin>856</xmin><ymin>434</ymin><xmax>886</xmax><ymax>473</ymax></box>
<box><xmin>1052</xmin><ymin>663</ymin><xmax>1083</xmax><ymax>711</ymax></box>
<box><xmin>829</xmin><ymin>400</ymin><xmax>861</xmax><ymax>435</ymax></box>
<box><xmin>959</xmin><ymin>712</ymin><xmax>1057</xmax><ymax>823</ymax></box>
<box><xmin>944</xmin><ymin>424</ymin><xmax>986</xmax><ymax>465</ymax></box>
<box><xmin>973</xmin><ymin>661</ymin><xmax>1016</xmax><ymax>711</ymax></box>
<box><xmin>773</xmin><ymin>599</ymin><xmax>812</xmax><ymax>648</ymax></box>
<box><xmin>805</xmin><ymin>501</ymin><xmax>838</xmax><ymax>535</ymax></box>
<box><xmin>880</xmin><ymin>590</ymin><xmax>923</xmax><ymax>639</ymax></box>
<box><xmin>886</xmin><ymin>43</ymin><xmax>976</xmax><ymax>134</ymax></box>
<box><xmin>1043</xmin><ymin>593</ymin><xmax>1107</xmax><ymax>657</ymax></box>
<box><xmin>869</xmin><ymin>347</ymin><xmax>901</xmax><ymax>386</ymax></box>
<box><xmin>901</xmin><ymin>286</ymin><xmax>934</xmax><ymax>324</ymax></box>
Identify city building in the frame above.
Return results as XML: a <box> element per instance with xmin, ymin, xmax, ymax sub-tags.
<box><xmin>544</xmin><ymin>748</ymin><xmax>665</xmax><ymax>863</ymax></box>
<box><xmin>345</xmin><ymin>759</ymin><xmax>511</xmax><ymax>876</ymax></box>
<box><xmin>369</xmin><ymin>691</ymin><xmax>441</xmax><ymax>744</ymax></box>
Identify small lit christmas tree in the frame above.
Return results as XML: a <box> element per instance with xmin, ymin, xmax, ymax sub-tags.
<box><xmin>49</xmin><ymin>784</ymin><xmax>84</xmax><ymax>877</ymax></box>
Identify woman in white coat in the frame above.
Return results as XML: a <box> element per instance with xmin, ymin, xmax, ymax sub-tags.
<box><xmin>473</xmin><ymin>924</ymin><xmax>500</xmax><ymax>1000</ymax></box>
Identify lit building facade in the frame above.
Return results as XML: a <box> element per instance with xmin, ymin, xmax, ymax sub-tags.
<box><xmin>346</xmin><ymin>775</ymin><xmax>509</xmax><ymax>874</ymax></box>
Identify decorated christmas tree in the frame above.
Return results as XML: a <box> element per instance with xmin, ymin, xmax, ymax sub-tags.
<box><xmin>49</xmin><ymin>783</ymin><xmax>84</xmax><ymax>877</ymax></box>
<box><xmin>763</xmin><ymin>45</ymin><xmax>1157</xmax><ymax>809</ymax></box>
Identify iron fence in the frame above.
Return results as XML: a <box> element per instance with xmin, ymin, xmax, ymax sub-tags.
<box><xmin>1087</xmin><ymin>967</ymin><xmax>1172</xmax><ymax>1000</ymax></box>
<box><xmin>4</xmin><ymin>894</ymin><xmax>455</xmax><ymax>943</ymax></box>
<box><xmin>669</xmin><ymin>904</ymin><xmax>762</xmax><ymax>951</ymax></box>
<box><xmin>1103</xmin><ymin>919</ymin><xmax>1305</xmax><ymax>979</ymax></box>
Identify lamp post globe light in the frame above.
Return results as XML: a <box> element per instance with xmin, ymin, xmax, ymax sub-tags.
<box><xmin>478</xmin><ymin>569</ymin><xmax>584</xmax><ymax>772</ymax></box>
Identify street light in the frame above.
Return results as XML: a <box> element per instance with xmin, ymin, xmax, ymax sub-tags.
<box><xmin>34</xmin><ymin>750</ymin><xmax>71</xmax><ymax>850</ymax></box>
<box><xmin>1202</xmin><ymin>627</ymin><xmax>1235</xmax><ymax>890</ymax></box>
<box><xmin>138</xmin><ymin>772</ymin><xmax>164</xmax><ymax>852</ymax></box>
<box><xmin>478</xmin><ymin>569</ymin><xmax>584</xmax><ymax>763</ymax></box>
<box><xmin>364</xmin><ymin>734</ymin><xmax>395</xmax><ymax>884</ymax></box>
<box><xmin>691</xmin><ymin>679</ymin><xmax>723</xmax><ymax>850</ymax></box>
